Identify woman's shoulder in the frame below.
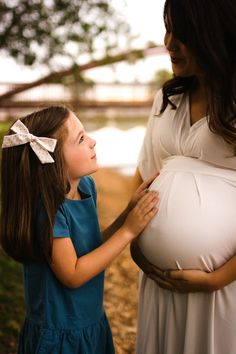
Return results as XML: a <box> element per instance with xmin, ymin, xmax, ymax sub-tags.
<box><xmin>152</xmin><ymin>88</ymin><xmax>185</xmax><ymax>116</ymax></box>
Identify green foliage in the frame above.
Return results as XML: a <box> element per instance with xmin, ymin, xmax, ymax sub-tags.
<box><xmin>0</xmin><ymin>122</ymin><xmax>23</xmax><ymax>352</ymax></box>
<box><xmin>0</xmin><ymin>0</ymin><xmax>130</xmax><ymax>69</ymax></box>
<box><xmin>152</xmin><ymin>69</ymin><xmax>173</xmax><ymax>86</ymax></box>
<box><xmin>0</xmin><ymin>250</ymin><xmax>24</xmax><ymax>353</ymax></box>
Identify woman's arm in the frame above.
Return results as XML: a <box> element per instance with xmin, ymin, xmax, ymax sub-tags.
<box><xmin>131</xmin><ymin>238</ymin><xmax>236</xmax><ymax>292</ymax></box>
<box><xmin>131</xmin><ymin>238</ymin><xmax>176</xmax><ymax>291</ymax></box>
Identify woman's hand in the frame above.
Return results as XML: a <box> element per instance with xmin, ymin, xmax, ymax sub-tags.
<box><xmin>131</xmin><ymin>228</ymin><xmax>236</xmax><ymax>293</ymax></box>
<box><xmin>149</xmin><ymin>258</ymin><xmax>236</xmax><ymax>292</ymax></box>
<box><xmin>148</xmin><ymin>269</ymin><xmax>218</xmax><ymax>293</ymax></box>
<box><xmin>131</xmin><ymin>240</ymin><xmax>234</xmax><ymax>292</ymax></box>
<box><xmin>131</xmin><ymin>239</ymin><xmax>218</xmax><ymax>292</ymax></box>
<box><xmin>128</xmin><ymin>173</ymin><xmax>159</xmax><ymax>212</ymax></box>
<box><xmin>161</xmin><ymin>255</ymin><xmax>236</xmax><ymax>292</ymax></box>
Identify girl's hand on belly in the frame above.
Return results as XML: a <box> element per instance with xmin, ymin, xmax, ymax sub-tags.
<box><xmin>128</xmin><ymin>173</ymin><xmax>159</xmax><ymax>211</ymax></box>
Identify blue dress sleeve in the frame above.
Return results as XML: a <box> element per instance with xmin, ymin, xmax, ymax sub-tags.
<box><xmin>53</xmin><ymin>205</ymin><xmax>70</xmax><ymax>238</ymax></box>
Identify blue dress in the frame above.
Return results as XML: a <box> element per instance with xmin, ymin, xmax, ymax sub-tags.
<box><xmin>17</xmin><ymin>176</ymin><xmax>115</xmax><ymax>354</ymax></box>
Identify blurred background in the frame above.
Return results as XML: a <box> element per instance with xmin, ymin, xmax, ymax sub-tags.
<box><xmin>0</xmin><ymin>0</ymin><xmax>171</xmax><ymax>352</ymax></box>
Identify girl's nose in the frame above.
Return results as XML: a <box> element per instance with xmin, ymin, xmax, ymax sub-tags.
<box><xmin>90</xmin><ymin>137</ymin><xmax>96</xmax><ymax>148</ymax></box>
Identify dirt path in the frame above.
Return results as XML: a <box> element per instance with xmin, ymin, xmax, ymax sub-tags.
<box><xmin>93</xmin><ymin>168</ymin><xmax>140</xmax><ymax>354</ymax></box>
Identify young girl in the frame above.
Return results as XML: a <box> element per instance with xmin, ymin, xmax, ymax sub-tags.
<box><xmin>0</xmin><ymin>106</ymin><xmax>158</xmax><ymax>354</ymax></box>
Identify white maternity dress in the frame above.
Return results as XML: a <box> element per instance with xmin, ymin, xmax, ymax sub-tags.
<box><xmin>137</xmin><ymin>90</ymin><xmax>236</xmax><ymax>354</ymax></box>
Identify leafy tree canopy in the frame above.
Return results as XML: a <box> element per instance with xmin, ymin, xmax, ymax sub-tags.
<box><xmin>0</xmin><ymin>0</ymin><xmax>129</xmax><ymax>69</ymax></box>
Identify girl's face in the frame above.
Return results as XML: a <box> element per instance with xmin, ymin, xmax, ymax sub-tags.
<box><xmin>164</xmin><ymin>15</ymin><xmax>202</xmax><ymax>78</ymax></box>
<box><xmin>63</xmin><ymin>112</ymin><xmax>98</xmax><ymax>183</ymax></box>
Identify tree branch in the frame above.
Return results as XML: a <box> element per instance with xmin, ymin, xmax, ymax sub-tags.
<box><xmin>0</xmin><ymin>45</ymin><xmax>165</xmax><ymax>102</ymax></box>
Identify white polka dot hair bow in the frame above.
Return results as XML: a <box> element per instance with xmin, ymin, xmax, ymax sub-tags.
<box><xmin>2</xmin><ymin>119</ymin><xmax>57</xmax><ymax>164</ymax></box>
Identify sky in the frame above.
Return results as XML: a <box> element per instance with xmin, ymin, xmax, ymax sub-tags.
<box><xmin>0</xmin><ymin>0</ymin><xmax>171</xmax><ymax>84</ymax></box>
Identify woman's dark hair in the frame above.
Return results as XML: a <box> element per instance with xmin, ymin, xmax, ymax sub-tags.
<box><xmin>0</xmin><ymin>106</ymin><xmax>70</xmax><ymax>262</ymax></box>
<box><xmin>162</xmin><ymin>0</ymin><xmax>236</xmax><ymax>145</ymax></box>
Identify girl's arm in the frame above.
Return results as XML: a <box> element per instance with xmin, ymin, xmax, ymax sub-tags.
<box><xmin>50</xmin><ymin>190</ymin><xmax>158</xmax><ymax>289</ymax></box>
<box><xmin>102</xmin><ymin>173</ymin><xmax>158</xmax><ymax>241</ymax></box>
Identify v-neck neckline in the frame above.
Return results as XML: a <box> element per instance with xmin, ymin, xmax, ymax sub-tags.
<box><xmin>186</xmin><ymin>92</ymin><xmax>207</xmax><ymax>128</ymax></box>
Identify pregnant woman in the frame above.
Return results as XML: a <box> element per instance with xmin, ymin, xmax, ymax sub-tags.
<box><xmin>131</xmin><ymin>1</ymin><xmax>236</xmax><ymax>354</ymax></box>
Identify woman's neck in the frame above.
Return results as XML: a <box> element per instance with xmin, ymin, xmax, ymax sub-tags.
<box><xmin>189</xmin><ymin>79</ymin><xmax>208</xmax><ymax>125</ymax></box>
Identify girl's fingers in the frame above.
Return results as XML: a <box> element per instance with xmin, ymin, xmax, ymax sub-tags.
<box><xmin>138</xmin><ymin>173</ymin><xmax>159</xmax><ymax>192</ymax></box>
<box><xmin>140</xmin><ymin>189</ymin><xmax>159</xmax><ymax>204</ymax></box>
<box><xmin>141</xmin><ymin>192</ymin><xmax>159</xmax><ymax>213</ymax></box>
<box><xmin>144</xmin><ymin>173</ymin><xmax>159</xmax><ymax>186</ymax></box>
<box><xmin>144</xmin><ymin>207</ymin><xmax>158</xmax><ymax>221</ymax></box>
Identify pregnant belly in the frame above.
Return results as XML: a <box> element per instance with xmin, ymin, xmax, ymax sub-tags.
<box><xmin>138</xmin><ymin>157</ymin><xmax>236</xmax><ymax>271</ymax></box>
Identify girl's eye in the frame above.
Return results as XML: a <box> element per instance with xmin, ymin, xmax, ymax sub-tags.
<box><xmin>79</xmin><ymin>135</ymin><xmax>85</xmax><ymax>144</ymax></box>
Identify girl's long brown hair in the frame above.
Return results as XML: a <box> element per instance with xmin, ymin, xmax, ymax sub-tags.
<box><xmin>0</xmin><ymin>106</ymin><xmax>70</xmax><ymax>262</ymax></box>
<box><xmin>162</xmin><ymin>0</ymin><xmax>236</xmax><ymax>146</ymax></box>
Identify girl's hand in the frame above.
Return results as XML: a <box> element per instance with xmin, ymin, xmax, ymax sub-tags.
<box><xmin>128</xmin><ymin>173</ymin><xmax>159</xmax><ymax>211</ymax></box>
<box><xmin>123</xmin><ymin>191</ymin><xmax>159</xmax><ymax>240</ymax></box>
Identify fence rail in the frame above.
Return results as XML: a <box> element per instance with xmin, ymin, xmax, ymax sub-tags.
<box><xmin>0</xmin><ymin>82</ymin><xmax>159</xmax><ymax>122</ymax></box>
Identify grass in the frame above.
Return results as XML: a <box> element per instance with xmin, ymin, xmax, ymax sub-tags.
<box><xmin>0</xmin><ymin>121</ymin><xmax>23</xmax><ymax>353</ymax></box>
<box><xmin>0</xmin><ymin>251</ymin><xmax>24</xmax><ymax>353</ymax></box>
